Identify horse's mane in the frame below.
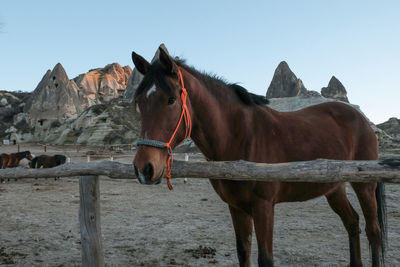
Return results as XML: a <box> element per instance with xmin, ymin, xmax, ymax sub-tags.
<box><xmin>16</xmin><ymin>151</ymin><xmax>30</xmax><ymax>159</ymax></box>
<box><xmin>175</xmin><ymin>59</ymin><xmax>269</xmax><ymax>106</ymax></box>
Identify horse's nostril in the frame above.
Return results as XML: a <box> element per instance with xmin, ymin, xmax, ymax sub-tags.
<box><xmin>134</xmin><ymin>164</ymin><xmax>139</xmax><ymax>178</ymax></box>
<box><xmin>143</xmin><ymin>163</ymin><xmax>154</xmax><ymax>180</ymax></box>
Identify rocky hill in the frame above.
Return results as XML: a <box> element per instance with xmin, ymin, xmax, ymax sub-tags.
<box><xmin>2</xmin><ymin>62</ymin><xmax>134</xmax><ymax>144</ymax></box>
<box><xmin>36</xmin><ymin>98</ymin><xmax>140</xmax><ymax>146</ymax></box>
<box><xmin>377</xmin><ymin>118</ymin><xmax>400</xmax><ymax>141</ymax></box>
<box><xmin>0</xmin><ymin>91</ymin><xmax>32</xmax><ymax>141</ymax></box>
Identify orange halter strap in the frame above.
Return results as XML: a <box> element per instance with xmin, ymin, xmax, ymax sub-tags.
<box><xmin>136</xmin><ymin>69</ymin><xmax>192</xmax><ymax>190</ymax></box>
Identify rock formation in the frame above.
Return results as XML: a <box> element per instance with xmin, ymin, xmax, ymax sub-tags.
<box><xmin>266</xmin><ymin>61</ymin><xmax>308</xmax><ymax>98</ymax></box>
<box><xmin>24</xmin><ymin>63</ymin><xmax>91</xmax><ymax>128</ymax></box>
<box><xmin>377</xmin><ymin>117</ymin><xmax>400</xmax><ymax>141</ymax></box>
<box><xmin>74</xmin><ymin>63</ymin><xmax>132</xmax><ymax>103</ymax></box>
<box><xmin>39</xmin><ymin>98</ymin><xmax>141</xmax><ymax>145</ymax></box>
<box><xmin>321</xmin><ymin>76</ymin><xmax>349</xmax><ymax>103</ymax></box>
<box><xmin>0</xmin><ymin>91</ymin><xmax>31</xmax><ymax>141</ymax></box>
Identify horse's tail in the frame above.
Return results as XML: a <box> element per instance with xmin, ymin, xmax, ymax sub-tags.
<box><xmin>376</xmin><ymin>182</ymin><xmax>387</xmax><ymax>264</ymax></box>
<box><xmin>0</xmin><ymin>155</ymin><xmax>2</xmax><ymax>169</ymax></box>
<box><xmin>30</xmin><ymin>157</ymin><xmax>38</xmax><ymax>168</ymax></box>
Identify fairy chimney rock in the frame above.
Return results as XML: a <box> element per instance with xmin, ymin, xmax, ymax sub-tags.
<box><xmin>266</xmin><ymin>61</ymin><xmax>308</xmax><ymax>98</ymax></box>
<box><xmin>74</xmin><ymin>63</ymin><xmax>132</xmax><ymax>103</ymax></box>
<box><xmin>321</xmin><ymin>76</ymin><xmax>349</xmax><ymax>103</ymax></box>
<box><xmin>25</xmin><ymin>63</ymin><xmax>90</xmax><ymax>127</ymax></box>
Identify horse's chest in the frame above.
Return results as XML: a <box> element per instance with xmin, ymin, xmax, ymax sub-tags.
<box><xmin>209</xmin><ymin>179</ymin><xmax>270</xmax><ymax>211</ymax></box>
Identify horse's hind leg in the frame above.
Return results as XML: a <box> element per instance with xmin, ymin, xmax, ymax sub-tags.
<box><xmin>229</xmin><ymin>205</ymin><xmax>253</xmax><ymax>267</ymax></box>
<box><xmin>326</xmin><ymin>183</ymin><xmax>362</xmax><ymax>267</ymax></box>
<box><xmin>351</xmin><ymin>182</ymin><xmax>383</xmax><ymax>267</ymax></box>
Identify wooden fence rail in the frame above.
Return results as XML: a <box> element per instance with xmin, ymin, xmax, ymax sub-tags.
<box><xmin>0</xmin><ymin>159</ymin><xmax>399</xmax><ymax>267</ymax></box>
<box><xmin>1</xmin><ymin>159</ymin><xmax>400</xmax><ymax>183</ymax></box>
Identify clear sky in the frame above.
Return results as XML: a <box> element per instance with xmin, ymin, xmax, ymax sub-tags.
<box><xmin>0</xmin><ymin>1</ymin><xmax>399</xmax><ymax>124</ymax></box>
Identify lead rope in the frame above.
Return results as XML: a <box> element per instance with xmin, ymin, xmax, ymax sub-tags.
<box><xmin>163</xmin><ymin>69</ymin><xmax>192</xmax><ymax>190</ymax></box>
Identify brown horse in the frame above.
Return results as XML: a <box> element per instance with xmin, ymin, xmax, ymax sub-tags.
<box><xmin>131</xmin><ymin>45</ymin><xmax>386</xmax><ymax>267</ymax></box>
<box><xmin>30</xmin><ymin>154</ymin><xmax>67</xmax><ymax>169</ymax></box>
<box><xmin>0</xmin><ymin>151</ymin><xmax>33</xmax><ymax>169</ymax></box>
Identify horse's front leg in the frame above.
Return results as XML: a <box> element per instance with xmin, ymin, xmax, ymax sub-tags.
<box><xmin>252</xmin><ymin>200</ymin><xmax>274</xmax><ymax>267</ymax></box>
<box><xmin>229</xmin><ymin>205</ymin><xmax>253</xmax><ymax>267</ymax></box>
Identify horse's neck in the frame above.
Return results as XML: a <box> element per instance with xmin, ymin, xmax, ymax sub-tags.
<box><xmin>16</xmin><ymin>153</ymin><xmax>26</xmax><ymax>160</ymax></box>
<box><xmin>185</xmin><ymin>74</ymin><xmax>261</xmax><ymax>160</ymax></box>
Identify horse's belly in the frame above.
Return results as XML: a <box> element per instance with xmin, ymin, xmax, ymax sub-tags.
<box><xmin>275</xmin><ymin>182</ymin><xmax>341</xmax><ymax>203</ymax></box>
<box><xmin>209</xmin><ymin>179</ymin><xmax>258</xmax><ymax>211</ymax></box>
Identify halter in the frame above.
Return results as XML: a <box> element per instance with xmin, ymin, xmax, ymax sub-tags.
<box><xmin>136</xmin><ymin>69</ymin><xmax>192</xmax><ymax>190</ymax></box>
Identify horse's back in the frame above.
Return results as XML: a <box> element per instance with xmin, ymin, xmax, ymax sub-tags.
<box><xmin>306</xmin><ymin>102</ymin><xmax>377</xmax><ymax>159</ymax></box>
<box><xmin>276</xmin><ymin>101</ymin><xmax>378</xmax><ymax>161</ymax></box>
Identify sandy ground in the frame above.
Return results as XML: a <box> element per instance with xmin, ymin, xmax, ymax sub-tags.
<box><xmin>0</xmin><ymin>144</ymin><xmax>399</xmax><ymax>266</ymax></box>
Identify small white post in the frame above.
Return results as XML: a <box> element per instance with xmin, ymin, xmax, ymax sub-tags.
<box><xmin>87</xmin><ymin>155</ymin><xmax>90</xmax><ymax>162</ymax></box>
<box><xmin>184</xmin><ymin>153</ymin><xmax>189</xmax><ymax>184</ymax></box>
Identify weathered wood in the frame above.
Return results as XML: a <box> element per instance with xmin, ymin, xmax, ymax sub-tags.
<box><xmin>79</xmin><ymin>175</ymin><xmax>104</xmax><ymax>267</ymax></box>
<box><xmin>0</xmin><ymin>159</ymin><xmax>399</xmax><ymax>183</ymax></box>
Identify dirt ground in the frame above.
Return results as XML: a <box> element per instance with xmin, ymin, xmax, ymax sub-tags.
<box><xmin>0</xmin><ymin>144</ymin><xmax>399</xmax><ymax>266</ymax></box>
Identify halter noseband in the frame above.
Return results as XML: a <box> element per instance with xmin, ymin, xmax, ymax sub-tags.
<box><xmin>136</xmin><ymin>69</ymin><xmax>192</xmax><ymax>190</ymax></box>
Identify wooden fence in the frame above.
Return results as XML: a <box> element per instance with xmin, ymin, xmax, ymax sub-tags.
<box><xmin>0</xmin><ymin>159</ymin><xmax>399</xmax><ymax>266</ymax></box>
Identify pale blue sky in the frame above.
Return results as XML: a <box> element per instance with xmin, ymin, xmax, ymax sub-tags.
<box><xmin>0</xmin><ymin>1</ymin><xmax>399</xmax><ymax>124</ymax></box>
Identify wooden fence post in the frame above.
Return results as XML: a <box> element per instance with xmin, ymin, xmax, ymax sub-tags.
<box><xmin>79</xmin><ymin>175</ymin><xmax>104</xmax><ymax>267</ymax></box>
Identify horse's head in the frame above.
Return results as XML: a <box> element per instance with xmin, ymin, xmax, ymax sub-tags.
<box><xmin>55</xmin><ymin>155</ymin><xmax>67</xmax><ymax>165</ymax></box>
<box><xmin>132</xmin><ymin>45</ymin><xmax>191</xmax><ymax>187</ymax></box>
<box><xmin>24</xmin><ymin>151</ymin><xmax>33</xmax><ymax>161</ymax></box>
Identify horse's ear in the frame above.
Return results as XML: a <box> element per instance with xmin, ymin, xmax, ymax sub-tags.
<box><xmin>159</xmin><ymin>46</ymin><xmax>178</xmax><ymax>75</ymax></box>
<box><xmin>132</xmin><ymin>52</ymin><xmax>150</xmax><ymax>75</ymax></box>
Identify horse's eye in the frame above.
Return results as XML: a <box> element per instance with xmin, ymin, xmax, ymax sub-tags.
<box><xmin>167</xmin><ymin>97</ymin><xmax>176</xmax><ymax>105</ymax></box>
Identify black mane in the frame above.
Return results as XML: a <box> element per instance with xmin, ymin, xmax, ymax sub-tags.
<box><xmin>175</xmin><ymin>59</ymin><xmax>269</xmax><ymax>106</ymax></box>
<box><xmin>134</xmin><ymin>57</ymin><xmax>269</xmax><ymax>106</ymax></box>
<box><xmin>16</xmin><ymin>151</ymin><xmax>30</xmax><ymax>160</ymax></box>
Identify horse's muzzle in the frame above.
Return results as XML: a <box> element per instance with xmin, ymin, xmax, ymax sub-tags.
<box><xmin>133</xmin><ymin>163</ymin><xmax>163</xmax><ymax>185</ymax></box>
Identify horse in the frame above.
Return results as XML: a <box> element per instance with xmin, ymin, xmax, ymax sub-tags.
<box><xmin>131</xmin><ymin>45</ymin><xmax>386</xmax><ymax>267</ymax></box>
<box><xmin>30</xmin><ymin>155</ymin><xmax>67</xmax><ymax>181</ymax></box>
<box><xmin>0</xmin><ymin>151</ymin><xmax>33</xmax><ymax>169</ymax></box>
<box><xmin>18</xmin><ymin>155</ymin><xmax>35</xmax><ymax>168</ymax></box>
<box><xmin>30</xmin><ymin>154</ymin><xmax>67</xmax><ymax>168</ymax></box>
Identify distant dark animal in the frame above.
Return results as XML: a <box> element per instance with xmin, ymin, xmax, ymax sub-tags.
<box><xmin>132</xmin><ymin>46</ymin><xmax>386</xmax><ymax>267</ymax></box>
<box><xmin>379</xmin><ymin>158</ymin><xmax>400</xmax><ymax>168</ymax></box>
<box><xmin>30</xmin><ymin>154</ymin><xmax>67</xmax><ymax>181</ymax></box>
<box><xmin>0</xmin><ymin>151</ymin><xmax>33</xmax><ymax>169</ymax></box>
<box><xmin>30</xmin><ymin>154</ymin><xmax>67</xmax><ymax>169</ymax></box>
